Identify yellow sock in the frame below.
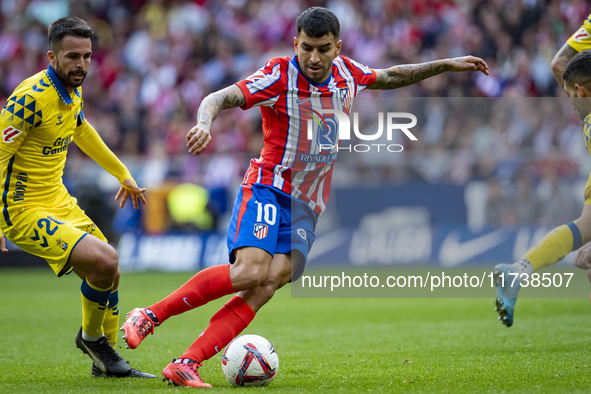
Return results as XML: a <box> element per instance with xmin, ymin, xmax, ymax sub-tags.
<box><xmin>524</xmin><ymin>222</ymin><xmax>583</xmax><ymax>271</ymax></box>
<box><xmin>103</xmin><ymin>290</ymin><xmax>120</xmax><ymax>348</ymax></box>
<box><xmin>80</xmin><ymin>278</ymin><xmax>112</xmax><ymax>339</ymax></box>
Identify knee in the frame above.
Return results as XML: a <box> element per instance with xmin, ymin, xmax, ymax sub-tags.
<box><xmin>256</xmin><ymin>269</ymin><xmax>290</xmax><ymax>303</ymax></box>
<box><xmin>231</xmin><ymin>257</ymin><xmax>270</xmax><ymax>289</ymax></box>
<box><xmin>112</xmin><ymin>268</ymin><xmax>120</xmax><ymax>290</ymax></box>
<box><xmin>246</xmin><ymin>283</ymin><xmax>278</xmax><ymax>311</ymax></box>
<box><xmin>574</xmin><ymin>207</ymin><xmax>591</xmax><ymax>242</ymax></box>
<box><xmin>94</xmin><ymin>245</ymin><xmax>119</xmax><ymax>277</ymax></box>
<box><xmin>579</xmin><ymin>226</ymin><xmax>591</xmax><ymax>245</ymax></box>
<box><xmin>256</xmin><ymin>284</ymin><xmax>277</xmax><ymax>306</ymax></box>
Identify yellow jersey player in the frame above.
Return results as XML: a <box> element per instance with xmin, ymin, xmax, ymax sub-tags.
<box><xmin>495</xmin><ymin>13</ymin><xmax>591</xmax><ymax>327</ymax></box>
<box><xmin>0</xmin><ymin>17</ymin><xmax>154</xmax><ymax>378</ymax></box>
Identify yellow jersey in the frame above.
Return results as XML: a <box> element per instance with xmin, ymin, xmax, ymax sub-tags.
<box><xmin>0</xmin><ymin>65</ymin><xmax>132</xmax><ymax>229</ymax></box>
<box><xmin>567</xmin><ymin>13</ymin><xmax>591</xmax><ymax>52</ymax></box>
<box><xmin>583</xmin><ymin>113</ymin><xmax>591</xmax><ymax>154</ymax></box>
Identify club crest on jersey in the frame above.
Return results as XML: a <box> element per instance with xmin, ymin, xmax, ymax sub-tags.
<box><xmin>253</xmin><ymin>223</ymin><xmax>268</xmax><ymax>240</ymax></box>
<box><xmin>2</xmin><ymin>126</ymin><xmax>22</xmax><ymax>143</ymax></box>
<box><xmin>56</xmin><ymin>238</ymin><xmax>69</xmax><ymax>251</ymax></box>
<box><xmin>339</xmin><ymin>88</ymin><xmax>352</xmax><ymax>110</ymax></box>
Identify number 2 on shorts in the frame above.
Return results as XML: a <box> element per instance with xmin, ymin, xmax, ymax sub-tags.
<box><xmin>30</xmin><ymin>216</ymin><xmax>62</xmax><ymax>248</ymax></box>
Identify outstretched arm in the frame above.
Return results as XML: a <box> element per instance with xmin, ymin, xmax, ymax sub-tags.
<box><xmin>367</xmin><ymin>56</ymin><xmax>489</xmax><ymax>90</ymax></box>
<box><xmin>550</xmin><ymin>43</ymin><xmax>578</xmax><ymax>90</ymax></box>
<box><xmin>187</xmin><ymin>85</ymin><xmax>246</xmax><ymax>155</ymax></box>
<box><xmin>75</xmin><ymin>121</ymin><xmax>146</xmax><ymax>209</ymax></box>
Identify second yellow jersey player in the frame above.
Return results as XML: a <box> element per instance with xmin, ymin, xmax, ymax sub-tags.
<box><xmin>496</xmin><ymin>14</ymin><xmax>591</xmax><ymax>328</ymax></box>
<box><xmin>567</xmin><ymin>13</ymin><xmax>591</xmax><ymax>52</ymax></box>
<box><xmin>552</xmin><ymin>12</ymin><xmax>591</xmax><ymax>87</ymax></box>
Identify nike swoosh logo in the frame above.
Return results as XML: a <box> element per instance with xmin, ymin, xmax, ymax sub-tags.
<box><xmin>296</xmin><ymin>98</ymin><xmax>312</xmax><ymax>105</ymax></box>
<box><xmin>214</xmin><ymin>346</ymin><xmax>219</xmax><ymax>353</ymax></box>
<box><xmin>439</xmin><ymin>230</ymin><xmax>506</xmax><ymax>267</ymax></box>
<box><xmin>183</xmin><ymin>297</ymin><xmax>194</xmax><ymax>308</ymax></box>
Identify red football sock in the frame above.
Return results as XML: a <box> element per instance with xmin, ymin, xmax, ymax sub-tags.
<box><xmin>181</xmin><ymin>296</ymin><xmax>256</xmax><ymax>362</ymax></box>
<box><xmin>148</xmin><ymin>265</ymin><xmax>234</xmax><ymax>324</ymax></box>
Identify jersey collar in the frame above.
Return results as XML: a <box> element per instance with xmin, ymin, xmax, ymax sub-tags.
<box><xmin>46</xmin><ymin>65</ymin><xmax>81</xmax><ymax>105</ymax></box>
<box><xmin>291</xmin><ymin>56</ymin><xmax>333</xmax><ymax>88</ymax></box>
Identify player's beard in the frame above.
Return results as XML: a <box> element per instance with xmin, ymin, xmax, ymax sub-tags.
<box><xmin>303</xmin><ymin>62</ymin><xmax>330</xmax><ymax>83</ymax></box>
<box><xmin>54</xmin><ymin>60</ymin><xmax>87</xmax><ymax>90</ymax></box>
<box><xmin>573</xmin><ymin>102</ymin><xmax>590</xmax><ymax>122</ymax></box>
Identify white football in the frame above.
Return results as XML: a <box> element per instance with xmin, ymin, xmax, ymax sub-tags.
<box><xmin>221</xmin><ymin>334</ymin><xmax>279</xmax><ymax>387</ymax></box>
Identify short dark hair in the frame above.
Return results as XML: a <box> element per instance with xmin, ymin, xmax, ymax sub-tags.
<box><xmin>296</xmin><ymin>7</ymin><xmax>340</xmax><ymax>39</ymax></box>
<box><xmin>563</xmin><ymin>50</ymin><xmax>591</xmax><ymax>89</ymax></box>
<box><xmin>48</xmin><ymin>17</ymin><xmax>93</xmax><ymax>52</ymax></box>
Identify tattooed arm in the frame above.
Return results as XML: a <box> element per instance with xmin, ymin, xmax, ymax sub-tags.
<box><xmin>187</xmin><ymin>85</ymin><xmax>246</xmax><ymax>155</ymax></box>
<box><xmin>368</xmin><ymin>56</ymin><xmax>489</xmax><ymax>90</ymax></box>
<box><xmin>550</xmin><ymin>43</ymin><xmax>579</xmax><ymax>91</ymax></box>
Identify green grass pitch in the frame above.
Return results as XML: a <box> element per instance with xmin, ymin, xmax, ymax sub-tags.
<box><xmin>1</xmin><ymin>268</ymin><xmax>591</xmax><ymax>392</ymax></box>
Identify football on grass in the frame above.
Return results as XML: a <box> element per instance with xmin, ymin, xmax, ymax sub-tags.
<box><xmin>221</xmin><ymin>334</ymin><xmax>279</xmax><ymax>387</ymax></box>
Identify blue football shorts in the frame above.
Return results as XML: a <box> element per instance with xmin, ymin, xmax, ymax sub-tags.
<box><xmin>227</xmin><ymin>183</ymin><xmax>317</xmax><ymax>278</ymax></box>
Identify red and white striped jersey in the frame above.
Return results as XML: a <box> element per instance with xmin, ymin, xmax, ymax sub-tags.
<box><xmin>235</xmin><ymin>55</ymin><xmax>376</xmax><ymax>214</ymax></box>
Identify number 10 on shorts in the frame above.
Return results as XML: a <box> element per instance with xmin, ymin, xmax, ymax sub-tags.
<box><xmin>253</xmin><ymin>202</ymin><xmax>276</xmax><ymax>240</ymax></box>
<box><xmin>255</xmin><ymin>201</ymin><xmax>276</xmax><ymax>225</ymax></box>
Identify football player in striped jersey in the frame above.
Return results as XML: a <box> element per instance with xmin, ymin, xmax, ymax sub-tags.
<box><xmin>121</xmin><ymin>6</ymin><xmax>488</xmax><ymax>387</ymax></box>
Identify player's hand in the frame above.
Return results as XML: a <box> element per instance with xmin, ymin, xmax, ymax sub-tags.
<box><xmin>0</xmin><ymin>236</ymin><xmax>8</xmax><ymax>253</ymax></box>
<box><xmin>187</xmin><ymin>125</ymin><xmax>211</xmax><ymax>155</ymax></box>
<box><xmin>447</xmin><ymin>56</ymin><xmax>489</xmax><ymax>75</ymax></box>
<box><xmin>574</xmin><ymin>242</ymin><xmax>591</xmax><ymax>270</ymax></box>
<box><xmin>115</xmin><ymin>179</ymin><xmax>147</xmax><ymax>209</ymax></box>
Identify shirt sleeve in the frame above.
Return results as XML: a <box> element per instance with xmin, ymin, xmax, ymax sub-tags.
<box><xmin>234</xmin><ymin>57</ymin><xmax>286</xmax><ymax>110</ymax></box>
<box><xmin>339</xmin><ymin>56</ymin><xmax>377</xmax><ymax>94</ymax></box>
<box><xmin>74</xmin><ymin>120</ymin><xmax>134</xmax><ymax>184</ymax></box>
<box><xmin>567</xmin><ymin>13</ymin><xmax>591</xmax><ymax>52</ymax></box>
<box><xmin>0</xmin><ymin>93</ymin><xmax>42</xmax><ymax>154</ymax></box>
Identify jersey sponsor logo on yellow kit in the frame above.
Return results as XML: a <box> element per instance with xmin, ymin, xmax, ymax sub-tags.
<box><xmin>13</xmin><ymin>172</ymin><xmax>28</xmax><ymax>202</ymax></box>
<box><xmin>42</xmin><ymin>136</ymin><xmax>72</xmax><ymax>155</ymax></box>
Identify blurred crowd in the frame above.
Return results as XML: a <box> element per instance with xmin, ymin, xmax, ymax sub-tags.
<box><xmin>1</xmin><ymin>0</ymin><xmax>589</xmax><ymax>232</ymax></box>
